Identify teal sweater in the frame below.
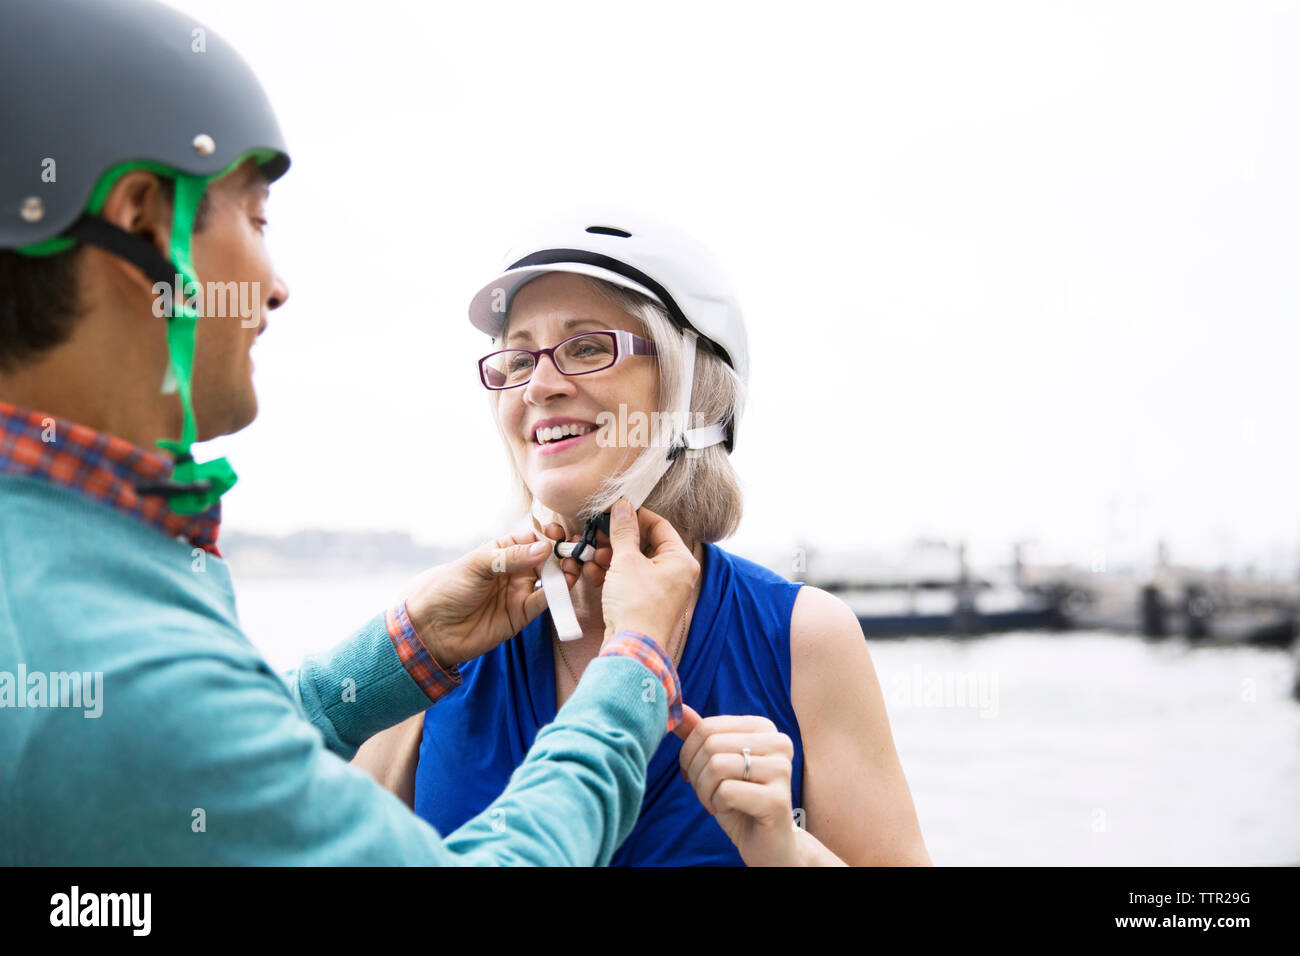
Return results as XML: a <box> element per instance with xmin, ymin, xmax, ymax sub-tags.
<box><xmin>0</xmin><ymin>474</ymin><xmax>667</xmax><ymax>864</ymax></box>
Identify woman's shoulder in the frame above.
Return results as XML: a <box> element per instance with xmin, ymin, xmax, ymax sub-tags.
<box><xmin>707</xmin><ymin>545</ymin><xmax>863</xmax><ymax>654</ymax></box>
<box><xmin>704</xmin><ymin>544</ymin><xmax>862</xmax><ymax>660</ymax></box>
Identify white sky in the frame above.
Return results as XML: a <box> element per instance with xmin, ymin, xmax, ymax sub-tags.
<box><xmin>166</xmin><ymin>0</ymin><xmax>1300</xmax><ymax>572</ymax></box>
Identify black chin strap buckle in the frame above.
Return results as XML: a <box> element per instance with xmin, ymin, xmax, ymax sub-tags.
<box><xmin>554</xmin><ymin>508</ymin><xmax>634</xmax><ymax>564</ymax></box>
<box><xmin>132</xmin><ymin>478</ymin><xmax>214</xmax><ymax>499</ymax></box>
<box><xmin>574</xmin><ymin>518</ymin><xmax>603</xmax><ymax>564</ymax></box>
<box><xmin>555</xmin><ymin>515</ymin><xmax>608</xmax><ymax>565</ymax></box>
<box><xmin>132</xmin><ymin>452</ymin><xmax>211</xmax><ymax>499</ymax></box>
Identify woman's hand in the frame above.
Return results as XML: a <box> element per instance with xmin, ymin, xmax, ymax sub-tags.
<box><xmin>675</xmin><ymin>705</ymin><xmax>800</xmax><ymax>866</ymax></box>
<box><xmin>402</xmin><ymin>529</ymin><xmax>561</xmax><ymax>668</ymax></box>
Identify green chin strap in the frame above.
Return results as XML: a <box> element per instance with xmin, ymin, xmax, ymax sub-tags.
<box><xmin>153</xmin><ymin>169</ymin><xmax>238</xmax><ymax>515</ymax></box>
<box><xmin>19</xmin><ymin>151</ymin><xmax>277</xmax><ymax>515</ymax></box>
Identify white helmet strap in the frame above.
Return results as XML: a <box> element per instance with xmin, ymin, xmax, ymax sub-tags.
<box><xmin>533</xmin><ymin>328</ymin><xmax>728</xmax><ymax>641</ymax></box>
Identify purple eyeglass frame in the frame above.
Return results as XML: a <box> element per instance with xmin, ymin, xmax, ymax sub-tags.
<box><xmin>478</xmin><ymin>329</ymin><xmax>657</xmax><ymax>390</ymax></box>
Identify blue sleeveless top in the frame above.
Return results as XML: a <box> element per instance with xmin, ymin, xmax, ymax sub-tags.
<box><xmin>414</xmin><ymin>542</ymin><xmax>805</xmax><ymax>866</ymax></box>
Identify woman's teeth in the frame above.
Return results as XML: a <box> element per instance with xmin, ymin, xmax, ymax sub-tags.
<box><xmin>536</xmin><ymin>423</ymin><xmax>594</xmax><ymax>444</ymax></box>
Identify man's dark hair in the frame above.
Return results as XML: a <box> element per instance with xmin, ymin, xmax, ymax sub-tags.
<box><xmin>0</xmin><ymin>176</ymin><xmax>209</xmax><ymax>373</ymax></box>
<box><xmin>0</xmin><ymin>244</ymin><xmax>85</xmax><ymax>373</ymax></box>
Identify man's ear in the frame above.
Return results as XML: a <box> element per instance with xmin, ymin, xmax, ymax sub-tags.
<box><xmin>95</xmin><ymin>171</ymin><xmax>174</xmax><ymax>293</ymax></box>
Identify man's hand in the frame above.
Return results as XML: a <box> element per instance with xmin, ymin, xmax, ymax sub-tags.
<box><xmin>403</xmin><ymin>529</ymin><xmax>557</xmax><ymax>668</ymax></box>
<box><xmin>543</xmin><ymin>522</ymin><xmax>613</xmax><ymax>588</ymax></box>
<box><xmin>599</xmin><ymin>499</ymin><xmax>700</xmax><ymax>654</ymax></box>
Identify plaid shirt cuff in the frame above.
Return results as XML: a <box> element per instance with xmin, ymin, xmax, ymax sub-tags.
<box><xmin>598</xmin><ymin>629</ymin><xmax>683</xmax><ymax>733</ymax></box>
<box><xmin>386</xmin><ymin>602</ymin><xmax>462</xmax><ymax>702</ymax></box>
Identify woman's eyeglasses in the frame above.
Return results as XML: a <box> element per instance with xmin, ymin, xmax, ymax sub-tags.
<box><xmin>478</xmin><ymin>329</ymin><xmax>657</xmax><ymax>390</ymax></box>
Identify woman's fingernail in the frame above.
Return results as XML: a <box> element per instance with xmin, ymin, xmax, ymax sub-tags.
<box><xmin>614</xmin><ymin>498</ymin><xmax>631</xmax><ymax>519</ymax></box>
<box><xmin>529</xmin><ymin>541</ymin><xmax>550</xmax><ymax>556</ymax></box>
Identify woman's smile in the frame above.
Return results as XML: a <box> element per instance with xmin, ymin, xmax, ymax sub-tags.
<box><xmin>533</xmin><ymin>420</ymin><xmax>598</xmax><ymax>457</ymax></box>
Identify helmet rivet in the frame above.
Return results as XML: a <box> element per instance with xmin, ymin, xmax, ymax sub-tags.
<box><xmin>192</xmin><ymin>133</ymin><xmax>216</xmax><ymax>157</ymax></box>
<box><xmin>20</xmin><ymin>196</ymin><xmax>45</xmax><ymax>223</ymax></box>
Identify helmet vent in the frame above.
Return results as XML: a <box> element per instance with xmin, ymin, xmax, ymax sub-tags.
<box><xmin>586</xmin><ymin>225</ymin><xmax>631</xmax><ymax>238</ymax></box>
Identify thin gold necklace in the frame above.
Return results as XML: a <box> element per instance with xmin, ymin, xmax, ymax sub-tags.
<box><xmin>555</xmin><ymin>605</ymin><xmax>688</xmax><ymax>688</ymax></box>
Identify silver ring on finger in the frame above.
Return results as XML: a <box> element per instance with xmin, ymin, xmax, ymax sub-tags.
<box><xmin>742</xmin><ymin>747</ymin><xmax>752</xmax><ymax>781</ymax></box>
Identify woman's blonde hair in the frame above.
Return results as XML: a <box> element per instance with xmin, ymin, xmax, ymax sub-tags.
<box><xmin>489</xmin><ymin>275</ymin><xmax>745</xmax><ymax>543</ymax></box>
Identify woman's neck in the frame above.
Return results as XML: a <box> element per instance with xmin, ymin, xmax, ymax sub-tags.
<box><xmin>549</xmin><ymin>532</ymin><xmax>705</xmax><ymax>706</ymax></box>
<box><xmin>556</xmin><ymin>522</ymin><xmax>703</xmax><ymax>643</ymax></box>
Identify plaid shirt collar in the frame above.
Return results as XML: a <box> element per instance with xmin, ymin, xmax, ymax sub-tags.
<box><xmin>0</xmin><ymin>401</ymin><xmax>222</xmax><ymax>555</ymax></box>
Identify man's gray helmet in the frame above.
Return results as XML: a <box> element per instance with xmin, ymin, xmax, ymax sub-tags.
<box><xmin>1</xmin><ymin>0</ymin><xmax>289</xmax><ymax>250</ymax></box>
<box><xmin>0</xmin><ymin>0</ymin><xmax>291</xmax><ymax>515</ymax></box>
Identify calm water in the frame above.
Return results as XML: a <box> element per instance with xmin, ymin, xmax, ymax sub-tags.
<box><xmin>233</xmin><ymin>571</ymin><xmax>1300</xmax><ymax>866</ymax></box>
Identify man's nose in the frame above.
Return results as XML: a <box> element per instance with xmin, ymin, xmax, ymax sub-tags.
<box><xmin>266</xmin><ymin>272</ymin><xmax>289</xmax><ymax>310</ymax></box>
